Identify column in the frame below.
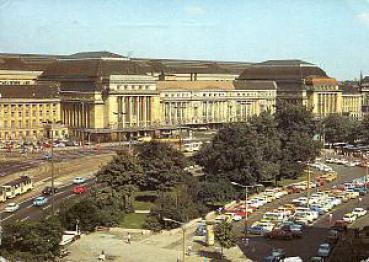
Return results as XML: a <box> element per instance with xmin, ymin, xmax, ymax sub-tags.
<box><xmin>136</xmin><ymin>96</ymin><xmax>140</xmax><ymax>127</ymax></box>
<box><xmin>143</xmin><ymin>96</ymin><xmax>147</xmax><ymax>127</ymax></box>
<box><xmin>122</xmin><ymin>97</ymin><xmax>125</xmax><ymax>128</ymax></box>
<box><xmin>169</xmin><ymin>102</ymin><xmax>172</xmax><ymax>124</ymax></box>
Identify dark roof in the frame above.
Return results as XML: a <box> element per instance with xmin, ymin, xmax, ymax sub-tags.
<box><xmin>4</xmin><ymin>176</ymin><xmax>32</xmax><ymax>187</ymax></box>
<box><xmin>341</xmin><ymin>85</ymin><xmax>361</xmax><ymax>94</ymax></box>
<box><xmin>40</xmin><ymin>59</ymin><xmax>148</xmax><ymax>81</ymax></box>
<box><xmin>132</xmin><ymin>58</ymin><xmax>251</xmax><ymax>75</ymax></box>
<box><xmin>257</xmin><ymin>59</ymin><xmax>314</xmax><ymax>66</ymax></box>
<box><xmin>0</xmin><ymin>57</ymin><xmax>56</xmax><ymax>71</ymax></box>
<box><xmin>238</xmin><ymin>60</ymin><xmax>328</xmax><ymax>81</ymax></box>
<box><xmin>234</xmin><ymin>80</ymin><xmax>277</xmax><ymax>90</ymax></box>
<box><xmin>66</xmin><ymin>51</ymin><xmax>127</xmax><ymax>59</ymax></box>
<box><xmin>0</xmin><ymin>84</ymin><xmax>59</xmax><ymax>99</ymax></box>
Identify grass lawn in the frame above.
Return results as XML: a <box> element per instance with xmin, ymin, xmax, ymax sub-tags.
<box><xmin>279</xmin><ymin>175</ymin><xmax>308</xmax><ymax>187</ymax></box>
<box><xmin>133</xmin><ymin>201</ymin><xmax>154</xmax><ymax>210</ymax></box>
<box><xmin>119</xmin><ymin>213</ymin><xmax>148</xmax><ymax>229</ymax></box>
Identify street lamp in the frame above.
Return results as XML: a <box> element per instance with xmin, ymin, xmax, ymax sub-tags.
<box><xmin>43</xmin><ymin>121</ymin><xmax>55</xmax><ymax>216</ymax></box>
<box><xmin>163</xmin><ymin>218</ymin><xmax>186</xmax><ymax>262</ymax></box>
<box><xmin>230</xmin><ymin>181</ymin><xmax>256</xmax><ymax>240</ymax></box>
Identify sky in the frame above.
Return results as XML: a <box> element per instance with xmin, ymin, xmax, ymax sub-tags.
<box><xmin>1</xmin><ymin>0</ymin><xmax>369</xmax><ymax>80</ymax></box>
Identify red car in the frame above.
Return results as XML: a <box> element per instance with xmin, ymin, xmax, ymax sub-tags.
<box><xmin>73</xmin><ymin>185</ymin><xmax>87</xmax><ymax>194</ymax></box>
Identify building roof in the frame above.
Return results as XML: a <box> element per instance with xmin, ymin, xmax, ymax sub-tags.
<box><xmin>40</xmin><ymin>59</ymin><xmax>148</xmax><ymax>81</ymax></box>
<box><xmin>0</xmin><ymin>84</ymin><xmax>59</xmax><ymax>99</ymax></box>
<box><xmin>133</xmin><ymin>58</ymin><xmax>251</xmax><ymax>75</ymax></box>
<box><xmin>257</xmin><ymin>59</ymin><xmax>314</xmax><ymax>66</ymax></box>
<box><xmin>234</xmin><ymin>80</ymin><xmax>277</xmax><ymax>90</ymax></box>
<box><xmin>238</xmin><ymin>60</ymin><xmax>328</xmax><ymax>81</ymax></box>
<box><xmin>66</xmin><ymin>51</ymin><xmax>128</xmax><ymax>60</ymax></box>
<box><xmin>304</xmin><ymin>75</ymin><xmax>338</xmax><ymax>85</ymax></box>
<box><xmin>0</xmin><ymin>57</ymin><xmax>56</xmax><ymax>71</ymax></box>
<box><xmin>341</xmin><ymin>85</ymin><xmax>361</xmax><ymax>95</ymax></box>
<box><xmin>157</xmin><ymin>80</ymin><xmax>235</xmax><ymax>91</ymax></box>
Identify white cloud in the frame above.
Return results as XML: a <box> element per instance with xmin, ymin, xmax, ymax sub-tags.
<box><xmin>357</xmin><ymin>12</ymin><xmax>369</xmax><ymax>26</ymax></box>
<box><xmin>184</xmin><ymin>5</ymin><xmax>205</xmax><ymax>16</ymax></box>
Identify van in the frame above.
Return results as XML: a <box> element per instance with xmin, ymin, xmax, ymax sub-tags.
<box><xmin>263</xmin><ymin>212</ymin><xmax>286</xmax><ymax>222</ymax></box>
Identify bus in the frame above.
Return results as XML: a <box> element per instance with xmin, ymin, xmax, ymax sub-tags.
<box><xmin>2</xmin><ymin>176</ymin><xmax>33</xmax><ymax>199</ymax></box>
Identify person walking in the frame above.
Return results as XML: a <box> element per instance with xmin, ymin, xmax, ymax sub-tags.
<box><xmin>127</xmin><ymin>233</ymin><xmax>131</xmax><ymax>244</ymax></box>
<box><xmin>328</xmin><ymin>213</ymin><xmax>333</xmax><ymax>224</ymax></box>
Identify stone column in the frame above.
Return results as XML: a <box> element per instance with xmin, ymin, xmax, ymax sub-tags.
<box><xmin>122</xmin><ymin>97</ymin><xmax>125</xmax><ymax>129</ymax></box>
<box><xmin>136</xmin><ymin>96</ymin><xmax>140</xmax><ymax>127</ymax></box>
<box><xmin>169</xmin><ymin>102</ymin><xmax>172</xmax><ymax>124</ymax></box>
<box><xmin>143</xmin><ymin>96</ymin><xmax>147</xmax><ymax>127</ymax></box>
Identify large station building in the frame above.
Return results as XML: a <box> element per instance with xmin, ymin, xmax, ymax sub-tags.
<box><xmin>0</xmin><ymin>51</ymin><xmax>364</xmax><ymax>143</ymax></box>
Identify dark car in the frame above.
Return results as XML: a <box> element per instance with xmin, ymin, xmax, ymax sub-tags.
<box><xmin>42</xmin><ymin>186</ymin><xmax>58</xmax><ymax>195</ymax></box>
<box><xmin>279</xmin><ymin>225</ymin><xmax>303</xmax><ymax>238</ymax></box>
<box><xmin>330</xmin><ymin>220</ymin><xmax>348</xmax><ymax>232</ymax></box>
<box><xmin>327</xmin><ymin>229</ymin><xmax>340</xmax><ymax>244</ymax></box>
<box><xmin>264</xmin><ymin>229</ymin><xmax>293</xmax><ymax>240</ymax></box>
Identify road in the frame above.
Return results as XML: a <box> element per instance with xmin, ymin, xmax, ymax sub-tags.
<box><xmin>235</xmin><ymin>164</ymin><xmax>369</xmax><ymax>261</ymax></box>
<box><xmin>0</xmin><ymin>178</ymin><xmax>96</xmax><ymax>223</ymax></box>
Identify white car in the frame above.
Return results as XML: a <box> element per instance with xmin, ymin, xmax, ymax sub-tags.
<box><xmin>353</xmin><ymin>208</ymin><xmax>368</xmax><ymax>217</ymax></box>
<box><xmin>4</xmin><ymin>203</ymin><xmax>20</xmax><ymax>213</ymax></box>
<box><xmin>343</xmin><ymin>213</ymin><xmax>358</xmax><ymax>223</ymax></box>
<box><xmin>73</xmin><ymin>176</ymin><xmax>86</xmax><ymax>184</ymax></box>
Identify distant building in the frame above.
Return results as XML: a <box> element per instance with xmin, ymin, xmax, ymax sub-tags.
<box><xmin>341</xmin><ymin>85</ymin><xmax>363</xmax><ymax>119</ymax></box>
<box><xmin>360</xmin><ymin>76</ymin><xmax>369</xmax><ymax>115</ymax></box>
<box><xmin>0</xmin><ymin>84</ymin><xmax>67</xmax><ymax>142</ymax></box>
<box><xmin>238</xmin><ymin>60</ymin><xmax>344</xmax><ymax>117</ymax></box>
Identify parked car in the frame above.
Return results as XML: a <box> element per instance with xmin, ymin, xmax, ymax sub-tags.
<box><xmin>279</xmin><ymin>224</ymin><xmax>303</xmax><ymax>238</ymax></box>
<box><xmin>33</xmin><ymin>196</ymin><xmax>48</xmax><ymax>207</ymax></box>
<box><xmin>42</xmin><ymin>186</ymin><xmax>58</xmax><ymax>195</ymax></box>
<box><xmin>73</xmin><ymin>176</ymin><xmax>86</xmax><ymax>184</ymax></box>
<box><xmin>317</xmin><ymin>243</ymin><xmax>331</xmax><ymax>257</ymax></box>
<box><xmin>327</xmin><ymin>229</ymin><xmax>340</xmax><ymax>244</ymax></box>
<box><xmin>247</xmin><ymin>225</ymin><xmax>271</xmax><ymax>235</ymax></box>
<box><xmin>73</xmin><ymin>185</ymin><xmax>87</xmax><ymax>194</ymax></box>
<box><xmin>343</xmin><ymin>213</ymin><xmax>358</xmax><ymax>223</ymax></box>
<box><xmin>4</xmin><ymin>203</ymin><xmax>20</xmax><ymax>213</ymax></box>
<box><xmin>42</xmin><ymin>153</ymin><xmax>52</xmax><ymax>160</ymax></box>
<box><xmin>352</xmin><ymin>207</ymin><xmax>367</xmax><ymax>217</ymax></box>
<box><xmin>264</xmin><ymin>228</ymin><xmax>294</xmax><ymax>240</ymax></box>
<box><xmin>330</xmin><ymin>220</ymin><xmax>348</xmax><ymax>232</ymax></box>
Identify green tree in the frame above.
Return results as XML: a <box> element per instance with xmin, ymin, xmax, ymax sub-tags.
<box><xmin>97</xmin><ymin>150</ymin><xmax>144</xmax><ymax>211</ymax></box>
<box><xmin>275</xmin><ymin>102</ymin><xmax>321</xmax><ymax>179</ymax></box>
<box><xmin>1</xmin><ymin>217</ymin><xmax>64</xmax><ymax>260</ymax></box>
<box><xmin>138</xmin><ymin>141</ymin><xmax>189</xmax><ymax>191</ymax></box>
<box><xmin>323</xmin><ymin>114</ymin><xmax>350</xmax><ymax>145</ymax></box>
<box><xmin>195</xmin><ymin>111</ymin><xmax>281</xmax><ymax>185</ymax></box>
<box><xmin>144</xmin><ymin>185</ymin><xmax>201</xmax><ymax>231</ymax></box>
<box><xmin>214</xmin><ymin>221</ymin><xmax>236</xmax><ymax>255</ymax></box>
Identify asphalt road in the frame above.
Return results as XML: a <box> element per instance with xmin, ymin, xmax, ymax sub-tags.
<box><xmin>235</xmin><ymin>164</ymin><xmax>369</xmax><ymax>261</ymax></box>
<box><xmin>0</xmin><ymin>179</ymin><xmax>96</xmax><ymax>223</ymax></box>
<box><xmin>0</xmin><ymin>147</ymin><xmax>115</xmax><ymax>177</ymax></box>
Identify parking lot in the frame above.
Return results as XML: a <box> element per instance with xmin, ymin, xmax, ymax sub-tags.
<box><xmin>227</xmin><ymin>164</ymin><xmax>369</xmax><ymax>261</ymax></box>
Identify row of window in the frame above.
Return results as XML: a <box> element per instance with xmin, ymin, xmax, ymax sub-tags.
<box><xmin>163</xmin><ymin>92</ymin><xmax>275</xmax><ymax>98</ymax></box>
<box><xmin>115</xmin><ymin>85</ymin><xmax>152</xmax><ymax>91</ymax></box>
<box><xmin>0</xmin><ymin>118</ymin><xmax>57</xmax><ymax>128</ymax></box>
<box><xmin>0</xmin><ymin>111</ymin><xmax>57</xmax><ymax>117</ymax></box>
<box><xmin>0</xmin><ymin>80</ymin><xmax>31</xmax><ymax>85</ymax></box>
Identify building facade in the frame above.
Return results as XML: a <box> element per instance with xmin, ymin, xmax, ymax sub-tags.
<box><xmin>0</xmin><ymin>84</ymin><xmax>66</xmax><ymax>142</ymax></box>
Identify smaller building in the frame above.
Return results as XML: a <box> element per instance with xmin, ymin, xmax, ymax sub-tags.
<box><xmin>0</xmin><ymin>84</ymin><xmax>67</xmax><ymax>143</ymax></box>
<box><xmin>341</xmin><ymin>85</ymin><xmax>363</xmax><ymax>119</ymax></box>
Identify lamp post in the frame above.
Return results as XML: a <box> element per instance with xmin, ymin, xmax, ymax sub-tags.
<box><xmin>43</xmin><ymin>121</ymin><xmax>55</xmax><ymax>216</ymax></box>
<box><xmin>230</xmin><ymin>182</ymin><xmax>255</xmax><ymax>240</ymax></box>
<box><xmin>163</xmin><ymin>218</ymin><xmax>186</xmax><ymax>262</ymax></box>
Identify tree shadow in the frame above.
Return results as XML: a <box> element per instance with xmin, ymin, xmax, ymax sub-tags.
<box><xmin>198</xmin><ymin>250</ymin><xmax>232</xmax><ymax>262</ymax></box>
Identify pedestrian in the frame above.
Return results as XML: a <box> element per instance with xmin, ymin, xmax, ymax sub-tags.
<box><xmin>127</xmin><ymin>232</ymin><xmax>131</xmax><ymax>244</ymax></box>
<box><xmin>359</xmin><ymin>197</ymin><xmax>363</xmax><ymax>205</ymax></box>
<box><xmin>329</xmin><ymin>213</ymin><xmax>333</xmax><ymax>224</ymax></box>
<box><xmin>245</xmin><ymin>238</ymin><xmax>250</xmax><ymax>247</ymax></box>
<box><xmin>98</xmin><ymin>250</ymin><xmax>106</xmax><ymax>261</ymax></box>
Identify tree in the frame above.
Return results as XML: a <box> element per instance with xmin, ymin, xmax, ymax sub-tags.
<box><xmin>198</xmin><ymin>174</ymin><xmax>236</xmax><ymax>206</ymax></box>
<box><xmin>59</xmin><ymin>199</ymin><xmax>100</xmax><ymax>232</ymax></box>
<box><xmin>195</xmin><ymin>111</ymin><xmax>281</xmax><ymax>185</ymax></box>
<box><xmin>214</xmin><ymin>221</ymin><xmax>236</xmax><ymax>256</ymax></box>
<box><xmin>138</xmin><ymin>141</ymin><xmax>190</xmax><ymax>191</ymax></box>
<box><xmin>144</xmin><ymin>185</ymin><xmax>201</xmax><ymax>231</ymax></box>
<box><xmin>275</xmin><ymin>103</ymin><xmax>321</xmax><ymax>179</ymax></box>
<box><xmin>97</xmin><ymin>150</ymin><xmax>144</xmax><ymax>211</ymax></box>
<box><xmin>1</xmin><ymin>217</ymin><xmax>64</xmax><ymax>260</ymax></box>
<box><xmin>323</xmin><ymin>114</ymin><xmax>350</xmax><ymax>145</ymax></box>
